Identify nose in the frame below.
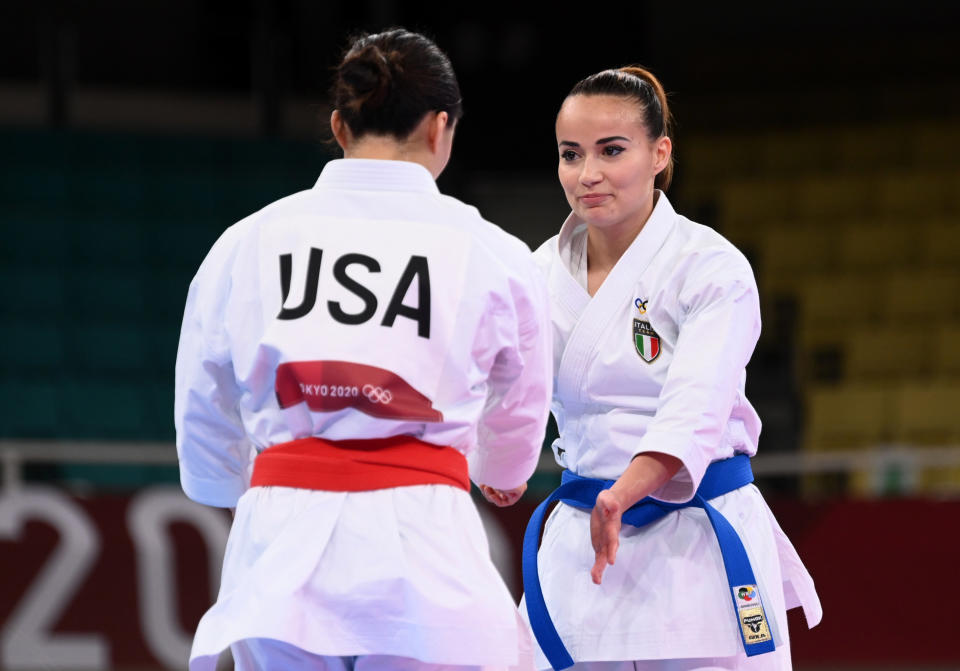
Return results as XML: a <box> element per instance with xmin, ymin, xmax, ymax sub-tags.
<box><xmin>579</xmin><ymin>155</ymin><xmax>602</xmax><ymax>187</ymax></box>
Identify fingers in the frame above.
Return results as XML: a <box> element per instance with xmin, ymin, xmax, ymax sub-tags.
<box><xmin>479</xmin><ymin>485</ymin><xmax>504</xmax><ymax>506</ymax></box>
<box><xmin>604</xmin><ymin>524</ymin><xmax>620</xmax><ymax>567</ymax></box>
<box><xmin>500</xmin><ymin>483</ymin><xmax>527</xmax><ymax>506</ymax></box>
<box><xmin>589</xmin><ymin>493</ymin><xmax>622</xmax><ymax>584</ymax></box>
<box><xmin>601</xmin><ymin>507</ymin><xmax>620</xmax><ymax>565</ymax></box>
<box><xmin>479</xmin><ymin>485</ymin><xmax>510</xmax><ymax>507</ymax></box>
<box><xmin>478</xmin><ymin>484</ymin><xmax>526</xmax><ymax>507</ymax></box>
<box><xmin>591</xmin><ymin>552</ymin><xmax>608</xmax><ymax>584</ymax></box>
<box><xmin>590</xmin><ymin>519</ymin><xmax>620</xmax><ymax>584</ymax></box>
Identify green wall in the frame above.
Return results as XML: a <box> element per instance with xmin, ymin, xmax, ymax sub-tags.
<box><xmin>0</xmin><ymin>128</ymin><xmax>332</xmax><ymax>441</ymax></box>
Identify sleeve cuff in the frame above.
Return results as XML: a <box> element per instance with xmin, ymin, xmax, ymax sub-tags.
<box><xmin>179</xmin><ymin>466</ymin><xmax>249</xmax><ymax>508</ymax></box>
<box><xmin>467</xmin><ymin>447</ymin><xmax>536</xmax><ymax>490</ymax></box>
<box><xmin>633</xmin><ymin>431</ymin><xmax>710</xmax><ymax>504</ymax></box>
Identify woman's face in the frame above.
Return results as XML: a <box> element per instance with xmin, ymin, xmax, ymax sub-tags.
<box><xmin>555</xmin><ymin>94</ymin><xmax>669</xmax><ymax>232</ymax></box>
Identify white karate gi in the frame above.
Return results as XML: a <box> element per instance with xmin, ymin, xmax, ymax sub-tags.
<box><xmin>175</xmin><ymin>158</ymin><xmax>552</xmax><ymax>671</ymax></box>
<box><xmin>521</xmin><ymin>192</ymin><xmax>821</xmax><ymax>669</ymax></box>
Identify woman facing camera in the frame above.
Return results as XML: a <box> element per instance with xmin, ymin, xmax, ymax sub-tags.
<box><xmin>176</xmin><ymin>28</ymin><xmax>551</xmax><ymax>671</ymax></box>
<box><xmin>521</xmin><ymin>67</ymin><xmax>822</xmax><ymax>670</ymax></box>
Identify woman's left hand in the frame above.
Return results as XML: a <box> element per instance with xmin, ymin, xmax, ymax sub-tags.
<box><xmin>590</xmin><ymin>489</ymin><xmax>624</xmax><ymax>584</ymax></box>
<box><xmin>589</xmin><ymin>452</ymin><xmax>682</xmax><ymax>584</ymax></box>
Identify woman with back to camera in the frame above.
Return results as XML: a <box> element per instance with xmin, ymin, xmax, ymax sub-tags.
<box><xmin>175</xmin><ymin>28</ymin><xmax>550</xmax><ymax>671</ymax></box>
<box><xmin>519</xmin><ymin>67</ymin><xmax>823</xmax><ymax>670</ymax></box>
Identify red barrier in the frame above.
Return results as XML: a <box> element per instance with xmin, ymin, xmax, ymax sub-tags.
<box><xmin>772</xmin><ymin>499</ymin><xmax>960</xmax><ymax>665</ymax></box>
<box><xmin>0</xmin><ymin>486</ymin><xmax>957</xmax><ymax>669</ymax></box>
<box><xmin>0</xmin><ymin>487</ymin><xmax>227</xmax><ymax>670</ymax></box>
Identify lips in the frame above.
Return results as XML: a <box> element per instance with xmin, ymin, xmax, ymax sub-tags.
<box><xmin>579</xmin><ymin>193</ymin><xmax>610</xmax><ymax>206</ymax></box>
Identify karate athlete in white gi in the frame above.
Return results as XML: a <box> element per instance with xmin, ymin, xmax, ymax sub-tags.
<box><xmin>519</xmin><ymin>67</ymin><xmax>822</xmax><ymax>670</ymax></box>
<box><xmin>175</xmin><ymin>29</ymin><xmax>550</xmax><ymax>671</ymax></box>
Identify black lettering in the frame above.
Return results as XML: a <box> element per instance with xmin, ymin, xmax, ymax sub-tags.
<box><xmin>278</xmin><ymin>248</ymin><xmax>324</xmax><ymax>320</ymax></box>
<box><xmin>279</xmin><ymin>254</ymin><xmax>293</xmax><ymax>302</ymax></box>
<box><xmin>381</xmin><ymin>255</ymin><xmax>431</xmax><ymax>338</ymax></box>
<box><xmin>328</xmin><ymin>253</ymin><xmax>380</xmax><ymax>325</ymax></box>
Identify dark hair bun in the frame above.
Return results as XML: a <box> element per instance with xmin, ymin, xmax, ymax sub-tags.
<box><xmin>339</xmin><ymin>44</ymin><xmax>393</xmax><ymax>112</ymax></box>
<box><xmin>332</xmin><ymin>28</ymin><xmax>462</xmax><ymax>141</ymax></box>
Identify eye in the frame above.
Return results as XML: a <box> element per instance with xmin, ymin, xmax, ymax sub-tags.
<box><xmin>560</xmin><ymin>149</ymin><xmax>580</xmax><ymax>162</ymax></box>
<box><xmin>602</xmin><ymin>144</ymin><xmax>625</xmax><ymax>156</ymax></box>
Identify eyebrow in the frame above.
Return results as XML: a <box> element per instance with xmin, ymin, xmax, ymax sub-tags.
<box><xmin>558</xmin><ymin>135</ymin><xmax>632</xmax><ymax>148</ymax></box>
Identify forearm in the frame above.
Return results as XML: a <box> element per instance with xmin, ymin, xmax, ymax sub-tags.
<box><xmin>608</xmin><ymin>452</ymin><xmax>683</xmax><ymax>510</ymax></box>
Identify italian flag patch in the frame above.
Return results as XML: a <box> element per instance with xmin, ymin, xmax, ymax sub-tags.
<box><xmin>633</xmin><ymin>319</ymin><xmax>661</xmax><ymax>363</ymax></box>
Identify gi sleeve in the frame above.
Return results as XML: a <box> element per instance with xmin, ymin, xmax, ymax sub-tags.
<box><xmin>468</xmin><ymin>256</ymin><xmax>553</xmax><ymax>490</ymax></box>
<box><xmin>634</xmin><ymin>251</ymin><xmax>761</xmax><ymax>503</ymax></box>
<box><xmin>174</xmin><ymin>232</ymin><xmax>256</xmax><ymax>508</ymax></box>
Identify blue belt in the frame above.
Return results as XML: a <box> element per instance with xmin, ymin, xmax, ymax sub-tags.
<box><xmin>522</xmin><ymin>454</ymin><xmax>775</xmax><ymax>670</ymax></box>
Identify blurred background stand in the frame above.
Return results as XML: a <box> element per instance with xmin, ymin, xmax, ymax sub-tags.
<box><xmin>2</xmin><ymin>1</ymin><xmax>960</xmax><ymax>669</ymax></box>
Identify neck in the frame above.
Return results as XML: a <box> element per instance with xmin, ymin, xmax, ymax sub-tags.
<box><xmin>587</xmin><ymin>190</ymin><xmax>659</xmax><ymax>272</ymax></box>
<box><xmin>343</xmin><ymin>136</ymin><xmax>434</xmax><ymax>176</ymax></box>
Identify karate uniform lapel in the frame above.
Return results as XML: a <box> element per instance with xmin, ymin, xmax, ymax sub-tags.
<box><xmin>548</xmin><ymin>230</ymin><xmax>591</xmax><ymax>323</ymax></box>
<box><xmin>555</xmin><ymin>193</ymin><xmax>677</xmax><ymax>403</ymax></box>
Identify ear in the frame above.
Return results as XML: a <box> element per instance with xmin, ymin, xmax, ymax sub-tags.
<box><xmin>425</xmin><ymin>111</ymin><xmax>450</xmax><ymax>154</ymax></box>
<box><xmin>653</xmin><ymin>135</ymin><xmax>672</xmax><ymax>175</ymax></box>
<box><xmin>331</xmin><ymin>110</ymin><xmax>351</xmax><ymax>151</ymax></box>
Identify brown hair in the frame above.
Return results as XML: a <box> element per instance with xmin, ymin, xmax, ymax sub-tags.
<box><xmin>332</xmin><ymin>28</ymin><xmax>463</xmax><ymax>141</ymax></box>
<box><xmin>566</xmin><ymin>66</ymin><xmax>674</xmax><ymax>190</ymax></box>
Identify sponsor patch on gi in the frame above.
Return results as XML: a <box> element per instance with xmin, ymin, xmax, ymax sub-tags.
<box><xmin>633</xmin><ymin>319</ymin><xmax>660</xmax><ymax>363</ymax></box>
<box><xmin>735</xmin><ymin>585</ymin><xmax>758</xmax><ymax>603</ymax></box>
<box><xmin>738</xmin><ymin>607</ymin><xmax>772</xmax><ymax>643</ymax></box>
<box><xmin>733</xmin><ymin>585</ymin><xmax>772</xmax><ymax>645</ymax></box>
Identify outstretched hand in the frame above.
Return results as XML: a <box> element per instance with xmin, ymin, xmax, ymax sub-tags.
<box><xmin>587</xmin><ymin>452</ymin><xmax>683</xmax><ymax>585</ymax></box>
<box><xmin>590</xmin><ymin>489</ymin><xmax>624</xmax><ymax>584</ymax></box>
<box><xmin>479</xmin><ymin>483</ymin><xmax>527</xmax><ymax>507</ymax></box>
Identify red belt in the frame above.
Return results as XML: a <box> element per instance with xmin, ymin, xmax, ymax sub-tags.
<box><xmin>250</xmin><ymin>435</ymin><xmax>470</xmax><ymax>492</ymax></box>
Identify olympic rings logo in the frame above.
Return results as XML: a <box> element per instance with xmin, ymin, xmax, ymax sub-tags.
<box><xmin>362</xmin><ymin>384</ymin><xmax>393</xmax><ymax>404</ymax></box>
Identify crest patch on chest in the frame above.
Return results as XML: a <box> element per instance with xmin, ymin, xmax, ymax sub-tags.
<box><xmin>633</xmin><ymin>319</ymin><xmax>661</xmax><ymax>363</ymax></box>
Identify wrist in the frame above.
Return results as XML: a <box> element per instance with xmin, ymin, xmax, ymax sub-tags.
<box><xmin>606</xmin><ymin>482</ymin><xmax>633</xmax><ymax>510</ymax></box>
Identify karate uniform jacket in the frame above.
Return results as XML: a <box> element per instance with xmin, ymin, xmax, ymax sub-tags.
<box><xmin>174</xmin><ymin>158</ymin><xmax>551</xmax><ymax>669</ymax></box>
<box><xmin>522</xmin><ymin>192</ymin><xmax>821</xmax><ymax>666</ymax></box>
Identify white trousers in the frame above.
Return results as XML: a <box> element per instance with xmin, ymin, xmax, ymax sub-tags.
<box><xmin>230</xmin><ymin>637</ymin><xmax>794</xmax><ymax>671</ymax></box>
<box><xmin>231</xmin><ymin>638</ymin><xmax>510</xmax><ymax>671</ymax></box>
<box><xmin>556</xmin><ymin>640</ymin><xmax>792</xmax><ymax>671</ymax></box>
<box><xmin>191</xmin><ymin>486</ymin><xmax>533</xmax><ymax>670</ymax></box>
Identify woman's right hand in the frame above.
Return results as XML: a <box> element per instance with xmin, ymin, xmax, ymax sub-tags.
<box><xmin>479</xmin><ymin>483</ymin><xmax>527</xmax><ymax>507</ymax></box>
